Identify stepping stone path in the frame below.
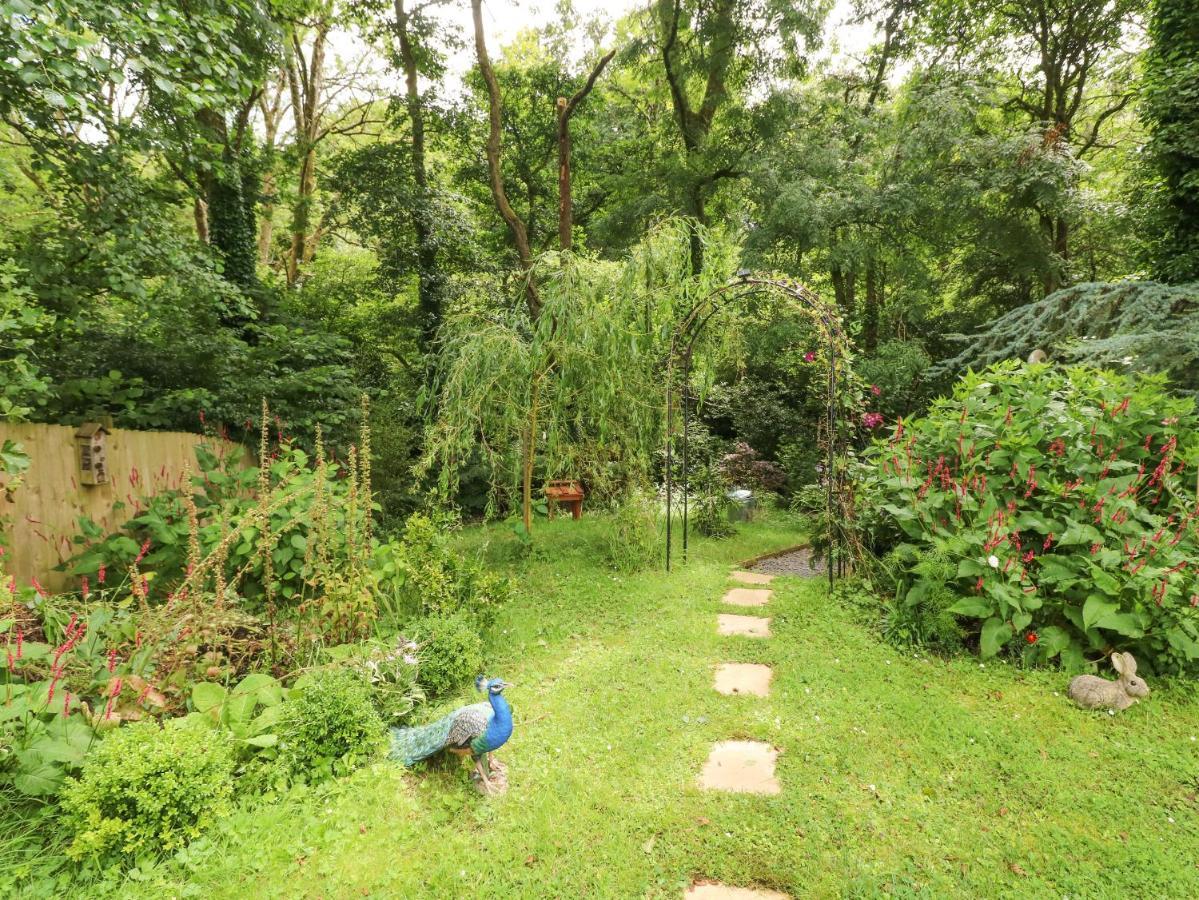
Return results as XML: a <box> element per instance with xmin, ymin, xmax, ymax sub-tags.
<box><xmin>697</xmin><ymin>740</ymin><xmax>781</xmax><ymax>794</ymax></box>
<box><xmin>685</xmin><ymin>884</ymin><xmax>790</xmax><ymax>900</ymax></box>
<box><xmin>730</xmin><ymin>570</ymin><xmax>774</xmax><ymax>586</ymax></box>
<box><xmin>716</xmin><ymin>613</ymin><xmax>771</xmax><ymax>638</ymax></box>
<box><xmin>692</xmin><ymin>568</ymin><xmax>793</xmax><ymax>897</ymax></box>
<box><xmin>722</xmin><ymin>587</ymin><xmax>773</xmax><ymax>607</ymax></box>
<box><xmin>713</xmin><ymin>663</ymin><xmax>772</xmax><ymax>697</ymax></box>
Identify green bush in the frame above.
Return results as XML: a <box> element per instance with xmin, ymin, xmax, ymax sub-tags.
<box><xmin>409</xmin><ymin>612</ymin><xmax>484</xmax><ymax>700</ymax></box>
<box><xmin>880</xmin><ymin>549</ymin><xmax>966</xmax><ymax>652</ymax></box>
<box><xmin>604</xmin><ymin>490</ymin><xmax>661</xmax><ymax>573</ymax></box>
<box><xmin>61</xmin><ymin>717</ymin><xmax>234</xmax><ymax>861</ymax></box>
<box><xmin>377</xmin><ymin>513</ymin><xmax>510</xmax><ymax>627</ymax></box>
<box><xmin>862</xmin><ymin>362</ymin><xmax>1199</xmax><ymax>674</ymax></box>
<box><xmin>275</xmin><ymin>670</ymin><xmax>386</xmax><ymax>783</ymax></box>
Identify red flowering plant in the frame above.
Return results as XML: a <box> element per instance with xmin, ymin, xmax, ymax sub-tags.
<box><xmin>2</xmin><ymin>569</ymin><xmax>164</xmax><ymax>798</ymax></box>
<box><xmin>861</xmin><ymin>362</ymin><xmax>1199</xmax><ymax>675</ymax></box>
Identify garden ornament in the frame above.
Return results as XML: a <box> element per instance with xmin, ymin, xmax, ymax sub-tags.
<box><xmin>1067</xmin><ymin>652</ymin><xmax>1149</xmax><ymax>712</ymax></box>
<box><xmin>388</xmin><ymin>676</ymin><xmax>513</xmax><ymax>794</ymax></box>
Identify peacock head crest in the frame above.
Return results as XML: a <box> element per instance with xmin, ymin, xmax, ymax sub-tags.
<box><xmin>476</xmin><ymin>675</ymin><xmax>510</xmax><ymax>694</ymax></box>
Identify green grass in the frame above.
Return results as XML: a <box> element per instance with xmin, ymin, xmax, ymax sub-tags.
<box><xmin>22</xmin><ymin>514</ymin><xmax>1199</xmax><ymax>897</ymax></box>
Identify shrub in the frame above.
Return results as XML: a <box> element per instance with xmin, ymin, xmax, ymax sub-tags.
<box><xmin>862</xmin><ymin>362</ymin><xmax>1199</xmax><ymax>674</ymax></box>
<box><xmin>880</xmin><ymin>549</ymin><xmax>966</xmax><ymax>652</ymax></box>
<box><xmin>719</xmin><ymin>442</ymin><xmax>786</xmax><ymax>493</ymax></box>
<box><xmin>409</xmin><ymin>612</ymin><xmax>484</xmax><ymax>700</ymax></box>
<box><xmin>380</xmin><ymin>514</ymin><xmax>510</xmax><ymax>627</ymax></box>
<box><xmin>60</xmin><ymin>717</ymin><xmax>234</xmax><ymax>861</ymax></box>
<box><xmin>275</xmin><ymin>670</ymin><xmax>385</xmax><ymax>783</ymax></box>
<box><xmin>604</xmin><ymin>490</ymin><xmax>660</xmax><ymax>573</ymax></box>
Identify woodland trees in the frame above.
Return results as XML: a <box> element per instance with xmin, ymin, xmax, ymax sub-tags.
<box><xmin>1</xmin><ymin>0</ymin><xmax>1190</xmax><ymax>518</ymax></box>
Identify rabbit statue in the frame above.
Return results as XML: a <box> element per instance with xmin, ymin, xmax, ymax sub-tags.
<box><xmin>1067</xmin><ymin>652</ymin><xmax>1149</xmax><ymax>711</ymax></box>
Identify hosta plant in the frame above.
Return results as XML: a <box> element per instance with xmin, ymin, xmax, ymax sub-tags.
<box><xmin>864</xmin><ymin>362</ymin><xmax>1199</xmax><ymax>674</ymax></box>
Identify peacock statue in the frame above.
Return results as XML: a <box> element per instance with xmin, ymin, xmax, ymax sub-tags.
<box><xmin>388</xmin><ymin>676</ymin><xmax>513</xmax><ymax>793</ymax></box>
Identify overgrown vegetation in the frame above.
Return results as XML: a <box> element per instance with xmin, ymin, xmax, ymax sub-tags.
<box><xmin>860</xmin><ymin>363</ymin><xmax>1199</xmax><ymax>673</ymax></box>
<box><xmin>4</xmin><ymin>0</ymin><xmax>1199</xmax><ymax>893</ymax></box>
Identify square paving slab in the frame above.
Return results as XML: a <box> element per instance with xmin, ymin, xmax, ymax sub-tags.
<box><xmin>685</xmin><ymin>885</ymin><xmax>790</xmax><ymax>900</ymax></box>
<box><xmin>714</xmin><ymin>663</ymin><xmax>773</xmax><ymax>697</ymax></box>
<box><xmin>730</xmin><ymin>570</ymin><xmax>774</xmax><ymax>585</ymax></box>
<box><xmin>698</xmin><ymin>740</ymin><xmax>781</xmax><ymax>794</ymax></box>
<box><xmin>722</xmin><ymin>587</ymin><xmax>772</xmax><ymax>607</ymax></box>
<box><xmin>717</xmin><ymin>614</ymin><xmax>771</xmax><ymax>638</ymax></box>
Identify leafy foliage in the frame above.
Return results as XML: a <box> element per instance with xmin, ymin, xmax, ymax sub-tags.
<box><xmin>408</xmin><ymin>612</ymin><xmax>484</xmax><ymax>700</ymax></box>
<box><xmin>935</xmin><ymin>281</ymin><xmax>1199</xmax><ymax>393</ymax></box>
<box><xmin>273</xmin><ymin>669</ymin><xmax>385</xmax><ymax>784</ymax></box>
<box><xmin>862</xmin><ymin>363</ymin><xmax>1199</xmax><ymax>674</ymax></box>
<box><xmin>60</xmin><ymin>717</ymin><xmax>235</xmax><ymax>861</ymax></box>
<box><xmin>1142</xmin><ymin>0</ymin><xmax>1199</xmax><ymax>282</ymax></box>
<box><xmin>376</xmin><ymin>513</ymin><xmax>510</xmax><ymax>629</ymax></box>
<box><xmin>603</xmin><ymin>489</ymin><xmax>661</xmax><ymax>573</ymax></box>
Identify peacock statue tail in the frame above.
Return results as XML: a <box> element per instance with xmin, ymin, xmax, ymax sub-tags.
<box><xmin>388</xmin><ymin>712</ymin><xmax>459</xmax><ymax>766</ymax></box>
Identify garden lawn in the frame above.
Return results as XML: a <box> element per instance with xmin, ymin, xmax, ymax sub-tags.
<box><xmin>67</xmin><ymin>516</ymin><xmax>1199</xmax><ymax>897</ymax></box>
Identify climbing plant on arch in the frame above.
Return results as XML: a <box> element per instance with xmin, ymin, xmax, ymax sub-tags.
<box><xmin>663</xmin><ymin>272</ymin><xmax>858</xmax><ymax>589</ymax></box>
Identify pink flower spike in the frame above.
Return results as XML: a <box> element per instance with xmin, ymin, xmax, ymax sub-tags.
<box><xmin>870</xmin><ymin>384</ymin><xmax>881</xmax><ymax>396</ymax></box>
<box><xmin>30</xmin><ymin>577</ymin><xmax>47</xmax><ymax>598</ymax></box>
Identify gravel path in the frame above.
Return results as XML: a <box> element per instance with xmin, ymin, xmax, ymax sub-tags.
<box><xmin>747</xmin><ymin>547</ymin><xmax>826</xmax><ymax>577</ymax></box>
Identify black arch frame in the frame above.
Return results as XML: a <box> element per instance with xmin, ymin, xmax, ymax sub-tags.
<box><xmin>663</xmin><ymin>273</ymin><xmax>850</xmax><ymax>591</ymax></box>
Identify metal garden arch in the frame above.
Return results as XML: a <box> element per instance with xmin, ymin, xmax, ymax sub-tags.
<box><xmin>664</xmin><ymin>271</ymin><xmax>852</xmax><ymax>591</ymax></box>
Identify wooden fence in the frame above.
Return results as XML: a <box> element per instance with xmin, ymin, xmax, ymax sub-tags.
<box><xmin>1</xmin><ymin>423</ymin><xmax>252</xmax><ymax>592</ymax></box>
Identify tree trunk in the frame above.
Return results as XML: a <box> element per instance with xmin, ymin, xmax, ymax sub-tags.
<box><xmin>557</xmin><ymin>97</ymin><xmax>572</xmax><ymax>251</ymax></box>
<box><xmin>830</xmin><ymin>264</ymin><xmax>856</xmax><ymax>320</ymax></box>
<box><xmin>257</xmin><ymin>171</ymin><xmax>275</xmax><ymax>265</ymax></box>
<box><xmin>522</xmin><ymin>374</ymin><xmax>542</xmax><ymax>535</ymax></box>
<box><xmin>194</xmin><ymin>197</ymin><xmax>209</xmax><ymax>244</ymax></box>
<box><xmin>863</xmin><ymin>261</ymin><xmax>880</xmax><ymax>352</ymax></box>
<box><xmin>472</xmin><ymin>0</ymin><xmax>540</xmax><ymax>319</ymax></box>
<box><xmin>394</xmin><ymin>0</ymin><xmax>441</xmax><ymax>344</ymax></box>
<box><xmin>284</xmin><ymin>23</ymin><xmax>329</xmax><ymax>287</ymax></box>
<box><xmin>554</xmin><ymin>48</ymin><xmax>614</xmax><ymax>252</ymax></box>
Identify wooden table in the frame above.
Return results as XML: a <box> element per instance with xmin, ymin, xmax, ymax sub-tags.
<box><xmin>545</xmin><ymin>479</ymin><xmax>584</xmax><ymax>520</ymax></box>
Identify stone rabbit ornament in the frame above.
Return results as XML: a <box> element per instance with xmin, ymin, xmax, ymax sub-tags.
<box><xmin>1067</xmin><ymin>652</ymin><xmax>1149</xmax><ymax>711</ymax></box>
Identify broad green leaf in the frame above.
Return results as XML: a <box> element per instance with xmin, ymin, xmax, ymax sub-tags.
<box><xmin>192</xmin><ymin>682</ymin><xmax>227</xmax><ymax>713</ymax></box>
<box><xmin>948</xmin><ymin>596</ymin><xmax>992</xmax><ymax>618</ymax></box>
<box><xmin>1082</xmin><ymin>594</ymin><xmax>1118</xmax><ymax>631</ymax></box>
<box><xmin>14</xmin><ymin>762</ymin><xmax>63</xmax><ymax>797</ymax></box>
<box><xmin>980</xmin><ymin>617</ymin><xmax>1012</xmax><ymax>658</ymax></box>
<box><xmin>1095</xmin><ymin>612</ymin><xmax>1143</xmax><ymax>637</ymax></box>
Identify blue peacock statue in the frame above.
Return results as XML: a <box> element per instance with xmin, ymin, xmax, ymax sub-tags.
<box><xmin>388</xmin><ymin>676</ymin><xmax>513</xmax><ymax>793</ymax></box>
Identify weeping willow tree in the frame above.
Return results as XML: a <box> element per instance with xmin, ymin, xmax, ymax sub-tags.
<box><xmin>422</xmin><ymin>219</ymin><xmax>742</xmax><ymax>534</ymax></box>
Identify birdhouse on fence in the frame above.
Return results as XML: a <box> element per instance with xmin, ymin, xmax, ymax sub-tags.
<box><xmin>75</xmin><ymin>423</ymin><xmax>110</xmax><ymax>486</ymax></box>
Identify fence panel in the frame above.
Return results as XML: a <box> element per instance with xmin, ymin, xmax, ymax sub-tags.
<box><xmin>1</xmin><ymin>423</ymin><xmax>251</xmax><ymax>592</ymax></box>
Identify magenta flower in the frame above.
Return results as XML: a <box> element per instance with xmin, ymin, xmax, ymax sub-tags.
<box><xmin>862</xmin><ymin>412</ymin><xmax>884</xmax><ymax>429</ymax></box>
<box><xmin>870</xmin><ymin>384</ymin><xmax>881</xmax><ymax>396</ymax></box>
<box><xmin>803</xmin><ymin>351</ymin><xmax>816</xmax><ymax>363</ymax></box>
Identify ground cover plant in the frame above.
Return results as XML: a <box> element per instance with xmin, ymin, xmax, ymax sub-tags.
<box><xmin>862</xmin><ymin>362</ymin><xmax>1199</xmax><ymax>674</ymax></box>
